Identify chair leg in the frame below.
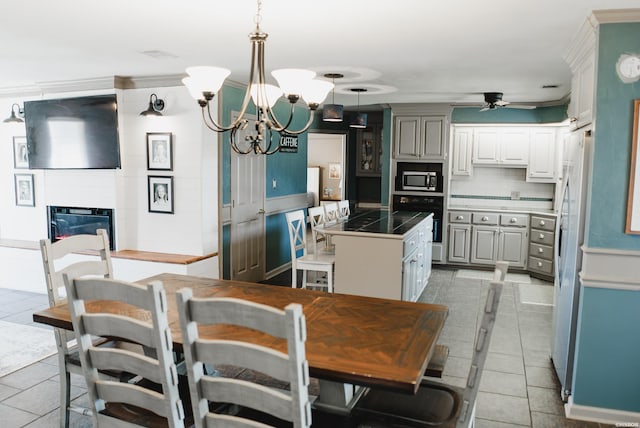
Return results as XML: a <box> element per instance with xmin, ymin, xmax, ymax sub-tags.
<box><xmin>327</xmin><ymin>267</ymin><xmax>334</xmax><ymax>293</ymax></box>
<box><xmin>302</xmin><ymin>269</ymin><xmax>307</xmax><ymax>289</ymax></box>
<box><xmin>58</xmin><ymin>359</ymin><xmax>71</xmax><ymax>428</ymax></box>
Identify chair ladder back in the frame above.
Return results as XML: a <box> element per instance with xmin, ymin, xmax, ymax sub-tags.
<box><xmin>338</xmin><ymin>200</ymin><xmax>350</xmax><ymax>219</ymax></box>
<box><xmin>456</xmin><ymin>265</ymin><xmax>506</xmax><ymax>427</ymax></box>
<box><xmin>323</xmin><ymin>203</ymin><xmax>339</xmax><ymax>224</ymax></box>
<box><xmin>176</xmin><ymin>289</ymin><xmax>311</xmax><ymax>428</ymax></box>
<box><xmin>64</xmin><ymin>275</ymin><xmax>184</xmax><ymax>428</ymax></box>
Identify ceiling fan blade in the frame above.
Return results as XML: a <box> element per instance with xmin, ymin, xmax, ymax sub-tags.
<box><xmin>479</xmin><ymin>106</ymin><xmax>490</xmax><ymax>112</ymax></box>
<box><xmin>505</xmin><ymin>104</ymin><xmax>537</xmax><ymax>110</ymax></box>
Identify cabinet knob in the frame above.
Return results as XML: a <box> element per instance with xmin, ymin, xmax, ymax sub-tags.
<box><xmin>539</xmin><ymin>220</ymin><xmax>545</xmax><ymax>226</ymax></box>
<box><xmin>456</xmin><ymin>215</ymin><xmax>464</xmax><ymax>220</ymax></box>
<box><xmin>482</xmin><ymin>216</ymin><xmax>489</xmax><ymax>221</ymax></box>
<box><xmin>539</xmin><ymin>233</ymin><xmax>545</xmax><ymax>239</ymax></box>
<box><xmin>537</xmin><ymin>262</ymin><xmax>543</xmax><ymax>267</ymax></box>
<box><xmin>538</xmin><ymin>248</ymin><xmax>544</xmax><ymax>253</ymax></box>
<box><xmin>510</xmin><ymin>217</ymin><xmax>517</xmax><ymax>223</ymax></box>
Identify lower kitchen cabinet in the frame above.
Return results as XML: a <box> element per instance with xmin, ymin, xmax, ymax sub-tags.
<box><xmin>448</xmin><ymin>224</ymin><xmax>471</xmax><ymax>263</ymax></box>
<box><xmin>528</xmin><ymin>215</ymin><xmax>556</xmax><ymax>279</ymax></box>
<box><xmin>448</xmin><ymin>210</ymin><xmax>529</xmax><ymax>269</ymax></box>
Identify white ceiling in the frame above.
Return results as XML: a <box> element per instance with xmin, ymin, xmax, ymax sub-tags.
<box><xmin>1</xmin><ymin>1</ymin><xmax>639</xmax><ymax>108</ymax></box>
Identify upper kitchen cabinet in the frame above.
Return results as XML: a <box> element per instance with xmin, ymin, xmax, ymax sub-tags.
<box><xmin>394</xmin><ymin>115</ymin><xmax>448</xmax><ymax>160</ymax></box>
<box><xmin>451</xmin><ymin>127</ymin><xmax>473</xmax><ymax>176</ymax></box>
<box><xmin>472</xmin><ymin>127</ymin><xmax>529</xmax><ymax>166</ymax></box>
<box><xmin>527</xmin><ymin>128</ymin><xmax>559</xmax><ymax>182</ymax></box>
<box><xmin>565</xmin><ymin>18</ymin><xmax>596</xmax><ymax>130</ymax></box>
<box><xmin>356</xmin><ymin>123</ymin><xmax>383</xmax><ymax>177</ymax></box>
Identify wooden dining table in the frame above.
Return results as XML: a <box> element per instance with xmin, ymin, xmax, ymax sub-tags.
<box><xmin>33</xmin><ymin>273</ymin><xmax>448</xmax><ymax>413</ymax></box>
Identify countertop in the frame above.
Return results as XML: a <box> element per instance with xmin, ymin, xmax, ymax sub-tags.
<box><xmin>447</xmin><ymin>205</ymin><xmax>557</xmax><ymax>217</ymax></box>
<box><xmin>319</xmin><ymin>210</ymin><xmax>432</xmax><ymax>239</ymax></box>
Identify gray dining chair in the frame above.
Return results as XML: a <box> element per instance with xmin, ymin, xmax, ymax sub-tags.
<box><xmin>40</xmin><ymin>229</ymin><xmax>125</xmax><ymax>428</ymax></box>
<box><xmin>352</xmin><ymin>262</ymin><xmax>508</xmax><ymax>427</ymax></box>
<box><xmin>176</xmin><ymin>289</ymin><xmax>312</xmax><ymax>428</ymax></box>
<box><xmin>63</xmin><ymin>272</ymin><xmax>185</xmax><ymax>427</ymax></box>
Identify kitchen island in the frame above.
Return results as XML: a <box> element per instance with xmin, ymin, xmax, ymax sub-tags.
<box><xmin>318</xmin><ymin>210</ymin><xmax>433</xmax><ymax>301</ymax></box>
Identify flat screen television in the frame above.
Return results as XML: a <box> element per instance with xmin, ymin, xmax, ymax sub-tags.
<box><xmin>24</xmin><ymin>94</ymin><xmax>121</xmax><ymax>169</ymax></box>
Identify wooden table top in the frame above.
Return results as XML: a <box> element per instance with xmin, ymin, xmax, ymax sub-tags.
<box><xmin>33</xmin><ymin>273</ymin><xmax>448</xmax><ymax>394</ymax></box>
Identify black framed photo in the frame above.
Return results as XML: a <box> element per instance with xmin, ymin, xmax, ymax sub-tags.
<box><xmin>148</xmin><ymin>175</ymin><xmax>174</xmax><ymax>214</ymax></box>
<box><xmin>15</xmin><ymin>173</ymin><xmax>35</xmax><ymax>206</ymax></box>
<box><xmin>146</xmin><ymin>132</ymin><xmax>173</xmax><ymax>170</ymax></box>
<box><xmin>13</xmin><ymin>136</ymin><xmax>28</xmax><ymax>169</ymax></box>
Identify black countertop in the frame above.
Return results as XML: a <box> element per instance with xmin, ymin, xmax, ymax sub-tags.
<box><xmin>320</xmin><ymin>210</ymin><xmax>433</xmax><ymax>237</ymax></box>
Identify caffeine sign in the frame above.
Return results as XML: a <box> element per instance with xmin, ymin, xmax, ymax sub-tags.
<box><xmin>279</xmin><ymin>134</ymin><xmax>298</xmax><ymax>153</ymax></box>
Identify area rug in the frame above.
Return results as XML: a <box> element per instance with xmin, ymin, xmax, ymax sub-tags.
<box><xmin>517</xmin><ymin>283</ymin><xmax>554</xmax><ymax>306</ymax></box>
<box><xmin>0</xmin><ymin>320</ymin><xmax>57</xmax><ymax>377</ymax></box>
<box><xmin>455</xmin><ymin>269</ymin><xmax>532</xmax><ymax>284</ymax></box>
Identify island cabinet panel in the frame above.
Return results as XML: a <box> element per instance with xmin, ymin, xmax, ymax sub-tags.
<box><xmin>326</xmin><ymin>212</ymin><xmax>433</xmax><ymax>301</ymax></box>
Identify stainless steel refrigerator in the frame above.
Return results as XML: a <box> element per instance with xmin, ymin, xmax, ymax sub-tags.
<box><xmin>551</xmin><ymin>129</ymin><xmax>592</xmax><ymax>400</ymax></box>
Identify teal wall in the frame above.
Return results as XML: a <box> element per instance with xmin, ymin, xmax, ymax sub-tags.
<box><xmin>451</xmin><ymin>105</ymin><xmax>568</xmax><ymax>124</ymax></box>
<box><xmin>220</xmin><ymin>84</ymin><xmax>311</xmax><ymax>277</ymax></box>
<box><xmin>573</xmin><ymin>288</ymin><xmax>640</xmax><ymax>411</ymax></box>
<box><xmin>586</xmin><ymin>22</ymin><xmax>640</xmax><ymax>249</ymax></box>
<box><xmin>572</xmin><ymin>22</ymin><xmax>640</xmax><ymax>413</ymax></box>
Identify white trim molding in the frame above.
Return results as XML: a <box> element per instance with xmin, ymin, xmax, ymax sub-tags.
<box><xmin>566</xmin><ymin>396</ymin><xmax>640</xmax><ymax>425</ymax></box>
<box><xmin>592</xmin><ymin>9</ymin><xmax>640</xmax><ymax>24</ymax></box>
<box><xmin>264</xmin><ymin>193</ymin><xmax>309</xmax><ymax>216</ymax></box>
<box><xmin>580</xmin><ymin>246</ymin><xmax>640</xmax><ymax>290</ymax></box>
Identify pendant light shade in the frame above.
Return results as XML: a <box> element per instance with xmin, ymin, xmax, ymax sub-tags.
<box><xmin>350</xmin><ymin>112</ymin><xmax>368</xmax><ymax>128</ymax></box>
<box><xmin>349</xmin><ymin>88</ymin><xmax>368</xmax><ymax>128</ymax></box>
<box><xmin>323</xmin><ymin>104</ymin><xmax>344</xmax><ymax>122</ymax></box>
<box><xmin>322</xmin><ymin>73</ymin><xmax>344</xmax><ymax>122</ymax></box>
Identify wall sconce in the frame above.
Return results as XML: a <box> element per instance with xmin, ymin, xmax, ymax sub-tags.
<box><xmin>3</xmin><ymin>103</ymin><xmax>24</xmax><ymax>123</ymax></box>
<box><xmin>139</xmin><ymin>94</ymin><xmax>165</xmax><ymax>116</ymax></box>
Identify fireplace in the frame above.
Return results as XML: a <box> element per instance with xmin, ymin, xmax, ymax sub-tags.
<box><xmin>48</xmin><ymin>206</ymin><xmax>115</xmax><ymax>250</ymax></box>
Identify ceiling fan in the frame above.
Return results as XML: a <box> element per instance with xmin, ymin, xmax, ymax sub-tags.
<box><xmin>479</xmin><ymin>92</ymin><xmax>536</xmax><ymax>111</ymax></box>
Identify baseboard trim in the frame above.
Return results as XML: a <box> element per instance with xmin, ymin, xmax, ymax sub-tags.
<box><xmin>566</xmin><ymin>396</ymin><xmax>640</xmax><ymax>424</ymax></box>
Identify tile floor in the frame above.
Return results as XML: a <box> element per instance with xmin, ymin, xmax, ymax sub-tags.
<box><xmin>0</xmin><ymin>268</ymin><xmax>613</xmax><ymax>427</ymax></box>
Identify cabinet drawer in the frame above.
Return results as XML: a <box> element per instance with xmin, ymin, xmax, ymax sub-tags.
<box><xmin>449</xmin><ymin>211</ymin><xmax>471</xmax><ymax>224</ymax></box>
<box><xmin>472</xmin><ymin>213</ymin><xmax>499</xmax><ymax>225</ymax></box>
<box><xmin>530</xmin><ymin>230</ymin><xmax>554</xmax><ymax>246</ymax></box>
<box><xmin>403</xmin><ymin>231</ymin><xmax>420</xmax><ymax>255</ymax></box>
<box><xmin>529</xmin><ymin>243</ymin><xmax>553</xmax><ymax>261</ymax></box>
<box><xmin>528</xmin><ymin>256</ymin><xmax>553</xmax><ymax>275</ymax></box>
<box><xmin>500</xmin><ymin>214</ymin><xmax>529</xmax><ymax>227</ymax></box>
<box><xmin>531</xmin><ymin>215</ymin><xmax>556</xmax><ymax>232</ymax></box>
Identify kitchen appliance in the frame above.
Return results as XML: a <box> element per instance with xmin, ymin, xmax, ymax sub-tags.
<box><xmin>395</xmin><ymin>162</ymin><xmax>443</xmax><ymax>193</ymax></box>
<box><xmin>402</xmin><ymin>171</ymin><xmax>438</xmax><ymax>191</ymax></box>
<box><xmin>392</xmin><ymin>195</ymin><xmax>443</xmax><ymax>243</ymax></box>
<box><xmin>551</xmin><ymin>129</ymin><xmax>591</xmax><ymax>400</ymax></box>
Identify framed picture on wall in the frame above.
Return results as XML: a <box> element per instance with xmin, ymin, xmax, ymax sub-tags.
<box><xmin>15</xmin><ymin>173</ymin><xmax>35</xmax><ymax>207</ymax></box>
<box><xmin>329</xmin><ymin>162</ymin><xmax>342</xmax><ymax>179</ymax></box>
<box><xmin>626</xmin><ymin>99</ymin><xmax>640</xmax><ymax>234</ymax></box>
<box><xmin>148</xmin><ymin>175</ymin><xmax>174</xmax><ymax>214</ymax></box>
<box><xmin>13</xmin><ymin>136</ymin><xmax>28</xmax><ymax>169</ymax></box>
<box><xmin>146</xmin><ymin>132</ymin><xmax>173</xmax><ymax>170</ymax></box>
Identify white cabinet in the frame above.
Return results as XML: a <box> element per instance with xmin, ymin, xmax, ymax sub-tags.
<box><xmin>447</xmin><ymin>211</ymin><xmax>472</xmax><ymax>263</ymax></box>
<box><xmin>528</xmin><ymin>215</ymin><xmax>556</xmax><ymax>279</ymax></box>
<box><xmin>471</xmin><ymin>225</ymin><xmax>500</xmax><ymax>265</ymax></box>
<box><xmin>451</xmin><ymin>127</ymin><xmax>473</xmax><ymax>176</ymax></box>
<box><xmin>566</xmin><ymin>18</ymin><xmax>596</xmax><ymax>130</ymax></box>
<box><xmin>394</xmin><ymin>115</ymin><xmax>447</xmax><ymax>160</ymax></box>
<box><xmin>527</xmin><ymin>128</ymin><xmax>558</xmax><ymax>182</ymax></box>
<box><xmin>472</xmin><ymin>128</ymin><xmax>529</xmax><ymax>166</ymax></box>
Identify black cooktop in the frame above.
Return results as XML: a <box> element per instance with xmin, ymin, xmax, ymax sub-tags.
<box><xmin>330</xmin><ymin>210</ymin><xmax>432</xmax><ymax>236</ymax></box>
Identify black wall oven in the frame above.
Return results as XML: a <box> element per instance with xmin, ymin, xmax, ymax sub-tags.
<box><xmin>393</xmin><ymin>195</ymin><xmax>443</xmax><ymax>243</ymax></box>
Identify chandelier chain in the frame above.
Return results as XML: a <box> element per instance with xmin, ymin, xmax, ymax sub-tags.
<box><xmin>254</xmin><ymin>0</ymin><xmax>263</xmax><ymax>30</ymax></box>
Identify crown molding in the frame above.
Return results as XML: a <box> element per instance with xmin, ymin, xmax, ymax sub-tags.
<box><xmin>591</xmin><ymin>8</ymin><xmax>640</xmax><ymax>24</ymax></box>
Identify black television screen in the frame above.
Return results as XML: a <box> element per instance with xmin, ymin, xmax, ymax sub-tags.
<box><xmin>25</xmin><ymin>94</ymin><xmax>121</xmax><ymax>169</ymax></box>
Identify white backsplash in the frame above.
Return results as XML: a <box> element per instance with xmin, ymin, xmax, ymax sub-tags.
<box><xmin>449</xmin><ymin>167</ymin><xmax>556</xmax><ymax>210</ymax></box>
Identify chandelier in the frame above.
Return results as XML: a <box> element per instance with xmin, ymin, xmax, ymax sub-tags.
<box><xmin>183</xmin><ymin>0</ymin><xmax>333</xmax><ymax>155</ymax></box>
